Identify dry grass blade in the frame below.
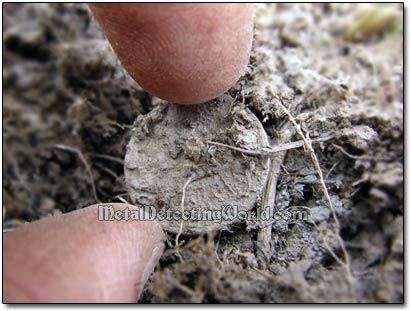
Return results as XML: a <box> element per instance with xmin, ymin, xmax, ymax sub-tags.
<box><xmin>271</xmin><ymin>90</ymin><xmax>353</xmax><ymax>284</ymax></box>
<box><xmin>207</xmin><ymin>134</ymin><xmax>334</xmax><ymax>157</ymax></box>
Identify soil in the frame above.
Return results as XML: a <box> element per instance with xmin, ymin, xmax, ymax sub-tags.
<box><xmin>125</xmin><ymin>95</ymin><xmax>271</xmax><ymax>235</ymax></box>
<box><xmin>3</xmin><ymin>3</ymin><xmax>404</xmax><ymax>303</ymax></box>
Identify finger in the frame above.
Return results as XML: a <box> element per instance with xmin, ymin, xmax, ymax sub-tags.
<box><xmin>3</xmin><ymin>203</ymin><xmax>165</xmax><ymax>303</ymax></box>
<box><xmin>89</xmin><ymin>4</ymin><xmax>254</xmax><ymax>104</ymax></box>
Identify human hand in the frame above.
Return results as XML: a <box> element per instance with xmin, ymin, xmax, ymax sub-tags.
<box><xmin>3</xmin><ymin>4</ymin><xmax>254</xmax><ymax>303</ymax></box>
<box><xmin>4</xmin><ymin>204</ymin><xmax>165</xmax><ymax>302</ymax></box>
<box><xmin>89</xmin><ymin>3</ymin><xmax>254</xmax><ymax>104</ymax></box>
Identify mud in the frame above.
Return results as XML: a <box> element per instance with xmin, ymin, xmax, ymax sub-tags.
<box><xmin>125</xmin><ymin>96</ymin><xmax>270</xmax><ymax>234</ymax></box>
<box><xmin>3</xmin><ymin>3</ymin><xmax>403</xmax><ymax>303</ymax></box>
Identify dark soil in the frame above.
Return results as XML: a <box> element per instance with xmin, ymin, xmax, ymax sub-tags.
<box><xmin>3</xmin><ymin>3</ymin><xmax>403</xmax><ymax>303</ymax></box>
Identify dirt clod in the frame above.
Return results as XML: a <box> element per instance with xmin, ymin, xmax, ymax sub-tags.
<box><xmin>125</xmin><ymin>96</ymin><xmax>270</xmax><ymax>234</ymax></box>
<box><xmin>3</xmin><ymin>3</ymin><xmax>403</xmax><ymax>303</ymax></box>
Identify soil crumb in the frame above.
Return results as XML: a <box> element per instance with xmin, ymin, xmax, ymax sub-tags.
<box><xmin>3</xmin><ymin>3</ymin><xmax>403</xmax><ymax>303</ymax></box>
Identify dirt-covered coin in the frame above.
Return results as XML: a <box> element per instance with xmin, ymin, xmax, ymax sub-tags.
<box><xmin>124</xmin><ymin>95</ymin><xmax>270</xmax><ymax>235</ymax></box>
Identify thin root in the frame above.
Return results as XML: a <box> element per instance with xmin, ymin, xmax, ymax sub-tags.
<box><xmin>91</xmin><ymin>153</ymin><xmax>125</xmax><ymax>165</ymax></box>
<box><xmin>175</xmin><ymin>176</ymin><xmax>193</xmax><ymax>249</ymax></box>
<box><xmin>54</xmin><ymin>144</ymin><xmax>100</xmax><ymax>203</ymax></box>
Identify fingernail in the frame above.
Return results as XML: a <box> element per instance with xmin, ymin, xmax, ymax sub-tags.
<box><xmin>139</xmin><ymin>242</ymin><xmax>164</xmax><ymax>295</ymax></box>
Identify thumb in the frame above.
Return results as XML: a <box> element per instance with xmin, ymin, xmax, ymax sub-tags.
<box><xmin>88</xmin><ymin>3</ymin><xmax>254</xmax><ymax>104</ymax></box>
<box><xmin>3</xmin><ymin>203</ymin><xmax>165</xmax><ymax>303</ymax></box>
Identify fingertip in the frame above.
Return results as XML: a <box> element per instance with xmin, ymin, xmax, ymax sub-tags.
<box><xmin>89</xmin><ymin>3</ymin><xmax>254</xmax><ymax>104</ymax></box>
<box><xmin>3</xmin><ymin>204</ymin><xmax>165</xmax><ymax>302</ymax></box>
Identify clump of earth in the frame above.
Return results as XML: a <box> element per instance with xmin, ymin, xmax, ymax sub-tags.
<box><xmin>125</xmin><ymin>95</ymin><xmax>271</xmax><ymax>235</ymax></box>
<box><xmin>3</xmin><ymin>3</ymin><xmax>403</xmax><ymax>303</ymax></box>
